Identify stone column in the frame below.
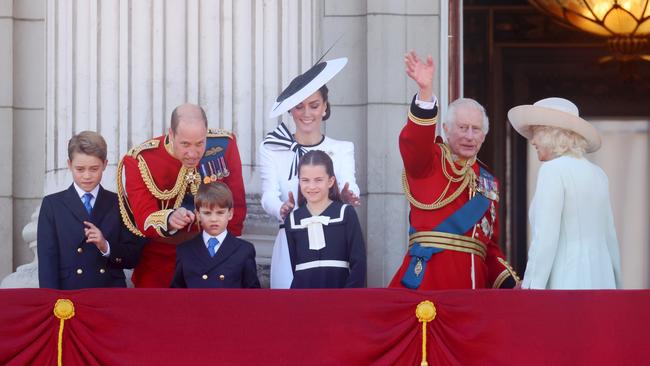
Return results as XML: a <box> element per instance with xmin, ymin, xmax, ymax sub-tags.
<box><xmin>321</xmin><ymin>1</ymin><xmax>445</xmax><ymax>286</ymax></box>
<box><xmin>13</xmin><ymin>0</ymin><xmax>46</xmax><ymax>273</ymax></box>
<box><xmin>0</xmin><ymin>0</ymin><xmax>45</xmax><ymax>285</ymax></box>
<box><xmin>0</xmin><ymin>0</ymin><xmax>14</xmax><ymax>279</ymax></box>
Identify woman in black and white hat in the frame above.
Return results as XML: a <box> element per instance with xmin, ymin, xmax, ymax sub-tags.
<box><xmin>508</xmin><ymin>97</ymin><xmax>621</xmax><ymax>289</ymax></box>
<box><xmin>259</xmin><ymin>57</ymin><xmax>361</xmax><ymax>289</ymax></box>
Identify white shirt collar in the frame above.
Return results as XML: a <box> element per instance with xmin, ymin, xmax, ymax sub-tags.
<box><xmin>202</xmin><ymin>229</ymin><xmax>228</xmax><ymax>247</ymax></box>
<box><xmin>73</xmin><ymin>183</ymin><xmax>100</xmax><ymax>201</ymax></box>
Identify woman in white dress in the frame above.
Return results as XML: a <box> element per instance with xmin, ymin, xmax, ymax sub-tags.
<box><xmin>259</xmin><ymin>58</ymin><xmax>361</xmax><ymax>288</ymax></box>
<box><xmin>508</xmin><ymin>97</ymin><xmax>621</xmax><ymax>289</ymax></box>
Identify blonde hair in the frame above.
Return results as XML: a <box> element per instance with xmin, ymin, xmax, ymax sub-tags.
<box><xmin>531</xmin><ymin>125</ymin><xmax>587</xmax><ymax>158</ymax></box>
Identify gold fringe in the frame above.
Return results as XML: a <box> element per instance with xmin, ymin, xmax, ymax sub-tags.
<box><xmin>53</xmin><ymin>299</ymin><xmax>75</xmax><ymax>366</ymax></box>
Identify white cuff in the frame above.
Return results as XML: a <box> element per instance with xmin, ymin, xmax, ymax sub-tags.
<box><xmin>101</xmin><ymin>240</ymin><xmax>111</xmax><ymax>257</ymax></box>
<box><xmin>415</xmin><ymin>93</ymin><xmax>438</xmax><ymax>110</ymax></box>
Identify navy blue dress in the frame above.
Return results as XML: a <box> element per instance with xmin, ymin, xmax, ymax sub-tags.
<box><xmin>284</xmin><ymin>201</ymin><xmax>366</xmax><ymax>288</ymax></box>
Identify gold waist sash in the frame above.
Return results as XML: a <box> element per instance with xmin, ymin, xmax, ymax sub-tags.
<box><xmin>409</xmin><ymin>231</ymin><xmax>486</xmax><ymax>260</ymax></box>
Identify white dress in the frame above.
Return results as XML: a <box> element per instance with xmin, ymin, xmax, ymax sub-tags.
<box><xmin>522</xmin><ymin>156</ymin><xmax>622</xmax><ymax>289</ymax></box>
<box><xmin>259</xmin><ymin>124</ymin><xmax>360</xmax><ymax>288</ymax></box>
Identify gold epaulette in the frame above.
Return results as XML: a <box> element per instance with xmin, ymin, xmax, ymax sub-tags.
<box><xmin>207</xmin><ymin>128</ymin><xmax>234</xmax><ymax>139</ymax></box>
<box><xmin>128</xmin><ymin>139</ymin><xmax>160</xmax><ymax>157</ymax></box>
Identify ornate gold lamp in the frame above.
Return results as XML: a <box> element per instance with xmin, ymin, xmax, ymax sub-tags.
<box><xmin>529</xmin><ymin>1</ymin><xmax>650</xmax><ymax>61</ymax></box>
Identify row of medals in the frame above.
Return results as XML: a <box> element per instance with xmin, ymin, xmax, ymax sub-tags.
<box><xmin>201</xmin><ymin>157</ymin><xmax>230</xmax><ymax>184</ymax></box>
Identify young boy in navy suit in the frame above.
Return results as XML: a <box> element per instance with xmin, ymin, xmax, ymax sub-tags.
<box><xmin>37</xmin><ymin>131</ymin><xmax>145</xmax><ymax>289</ymax></box>
<box><xmin>171</xmin><ymin>182</ymin><xmax>260</xmax><ymax>288</ymax></box>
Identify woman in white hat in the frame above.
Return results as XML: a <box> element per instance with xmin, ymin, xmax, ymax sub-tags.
<box><xmin>259</xmin><ymin>58</ymin><xmax>361</xmax><ymax>289</ymax></box>
<box><xmin>508</xmin><ymin>97</ymin><xmax>621</xmax><ymax>289</ymax></box>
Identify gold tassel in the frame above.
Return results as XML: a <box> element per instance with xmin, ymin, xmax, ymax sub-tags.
<box><xmin>416</xmin><ymin>300</ymin><xmax>437</xmax><ymax>366</ymax></box>
<box><xmin>53</xmin><ymin>299</ymin><xmax>75</xmax><ymax>366</ymax></box>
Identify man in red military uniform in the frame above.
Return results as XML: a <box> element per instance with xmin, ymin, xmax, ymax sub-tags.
<box><xmin>388</xmin><ymin>51</ymin><xmax>518</xmax><ymax>289</ymax></box>
<box><xmin>117</xmin><ymin>103</ymin><xmax>246</xmax><ymax>287</ymax></box>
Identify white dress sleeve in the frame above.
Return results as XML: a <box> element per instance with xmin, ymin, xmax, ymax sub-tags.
<box><xmin>335</xmin><ymin>141</ymin><xmax>360</xmax><ymax>196</ymax></box>
<box><xmin>258</xmin><ymin>142</ymin><xmax>285</xmax><ymax>222</ymax></box>
<box><xmin>522</xmin><ymin>163</ymin><xmax>565</xmax><ymax>289</ymax></box>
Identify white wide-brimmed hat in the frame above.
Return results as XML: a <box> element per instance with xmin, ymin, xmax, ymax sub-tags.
<box><xmin>269</xmin><ymin>57</ymin><xmax>348</xmax><ymax>118</ymax></box>
<box><xmin>507</xmin><ymin>97</ymin><xmax>601</xmax><ymax>153</ymax></box>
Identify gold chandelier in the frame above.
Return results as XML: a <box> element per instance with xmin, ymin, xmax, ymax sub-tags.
<box><xmin>529</xmin><ymin>1</ymin><xmax>650</xmax><ymax>61</ymax></box>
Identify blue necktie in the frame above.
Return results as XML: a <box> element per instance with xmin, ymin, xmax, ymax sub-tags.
<box><xmin>207</xmin><ymin>237</ymin><xmax>219</xmax><ymax>257</ymax></box>
<box><xmin>82</xmin><ymin>193</ymin><xmax>93</xmax><ymax>215</ymax></box>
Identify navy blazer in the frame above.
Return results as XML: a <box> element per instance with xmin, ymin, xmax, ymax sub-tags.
<box><xmin>37</xmin><ymin>185</ymin><xmax>146</xmax><ymax>289</ymax></box>
<box><xmin>171</xmin><ymin>233</ymin><xmax>260</xmax><ymax>288</ymax></box>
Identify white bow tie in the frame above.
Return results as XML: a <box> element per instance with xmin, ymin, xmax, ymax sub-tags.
<box><xmin>300</xmin><ymin>215</ymin><xmax>330</xmax><ymax>250</ymax></box>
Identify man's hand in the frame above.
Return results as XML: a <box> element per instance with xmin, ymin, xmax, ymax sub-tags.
<box><xmin>340</xmin><ymin>182</ymin><xmax>360</xmax><ymax>206</ymax></box>
<box><xmin>84</xmin><ymin>221</ymin><xmax>108</xmax><ymax>253</ymax></box>
<box><xmin>405</xmin><ymin>50</ymin><xmax>435</xmax><ymax>101</ymax></box>
<box><xmin>280</xmin><ymin>191</ymin><xmax>296</xmax><ymax>220</ymax></box>
<box><xmin>168</xmin><ymin>207</ymin><xmax>196</xmax><ymax>231</ymax></box>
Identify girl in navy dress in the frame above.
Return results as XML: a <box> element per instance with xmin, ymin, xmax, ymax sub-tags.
<box><xmin>284</xmin><ymin>150</ymin><xmax>366</xmax><ymax>288</ymax></box>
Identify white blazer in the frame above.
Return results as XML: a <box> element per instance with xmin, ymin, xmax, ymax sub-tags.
<box><xmin>522</xmin><ymin>156</ymin><xmax>622</xmax><ymax>289</ymax></box>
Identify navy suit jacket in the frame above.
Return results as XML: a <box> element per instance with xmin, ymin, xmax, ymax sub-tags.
<box><xmin>37</xmin><ymin>184</ymin><xmax>146</xmax><ymax>289</ymax></box>
<box><xmin>171</xmin><ymin>233</ymin><xmax>260</xmax><ymax>288</ymax></box>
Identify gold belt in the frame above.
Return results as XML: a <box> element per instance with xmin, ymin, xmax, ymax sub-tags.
<box><xmin>409</xmin><ymin>231</ymin><xmax>486</xmax><ymax>260</ymax></box>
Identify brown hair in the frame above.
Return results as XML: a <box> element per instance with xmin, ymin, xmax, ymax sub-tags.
<box><xmin>319</xmin><ymin>85</ymin><xmax>331</xmax><ymax>121</ymax></box>
<box><xmin>194</xmin><ymin>181</ymin><xmax>234</xmax><ymax>210</ymax></box>
<box><xmin>170</xmin><ymin>104</ymin><xmax>208</xmax><ymax>133</ymax></box>
<box><xmin>297</xmin><ymin>150</ymin><xmax>340</xmax><ymax>206</ymax></box>
<box><xmin>68</xmin><ymin>131</ymin><xmax>107</xmax><ymax>161</ymax></box>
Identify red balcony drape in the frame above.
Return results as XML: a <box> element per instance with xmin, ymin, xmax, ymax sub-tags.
<box><xmin>1</xmin><ymin>288</ymin><xmax>648</xmax><ymax>365</ymax></box>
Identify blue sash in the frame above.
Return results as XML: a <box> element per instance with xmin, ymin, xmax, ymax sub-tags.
<box><xmin>401</xmin><ymin>167</ymin><xmax>493</xmax><ymax>289</ymax></box>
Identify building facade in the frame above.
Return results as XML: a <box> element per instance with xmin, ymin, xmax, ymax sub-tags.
<box><xmin>0</xmin><ymin>0</ymin><xmax>449</xmax><ymax>287</ymax></box>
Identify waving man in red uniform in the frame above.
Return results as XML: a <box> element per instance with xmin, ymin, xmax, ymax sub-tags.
<box><xmin>388</xmin><ymin>52</ymin><xmax>518</xmax><ymax>290</ymax></box>
<box><xmin>117</xmin><ymin>103</ymin><xmax>246</xmax><ymax>287</ymax></box>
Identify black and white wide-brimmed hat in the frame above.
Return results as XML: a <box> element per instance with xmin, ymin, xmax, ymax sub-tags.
<box><xmin>269</xmin><ymin>57</ymin><xmax>348</xmax><ymax>118</ymax></box>
<box><xmin>507</xmin><ymin>97</ymin><xmax>602</xmax><ymax>153</ymax></box>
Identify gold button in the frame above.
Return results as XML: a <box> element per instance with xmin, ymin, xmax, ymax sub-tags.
<box><xmin>115</xmin><ymin>258</ymin><xmax>122</xmax><ymax>263</ymax></box>
<box><xmin>99</xmin><ymin>268</ymin><xmax>106</xmax><ymax>274</ymax></box>
<box><xmin>76</xmin><ymin>268</ymin><xmax>83</xmax><ymax>275</ymax></box>
<box><xmin>202</xmin><ymin>274</ymin><xmax>208</xmax><ymax>280</ymax></box>
<box><xmin>77</xmin><ymin>247</ymin><xmax>83</xmax><ymax>253</ymax></box>
<box><xmin>219</xmin><ymin>275</ymin><xmax>225</xmax><ymax>280</ymax></box>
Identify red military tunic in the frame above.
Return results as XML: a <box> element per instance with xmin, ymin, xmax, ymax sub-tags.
<box><xmin>388</xmin><ymin>96</ymin><xmax>518</xmax><ymax>289</ymax></box>
<box><xmin>117</xmin><ymin>130</ymin><xmax>247</xmax><ymax>288</ymax></box>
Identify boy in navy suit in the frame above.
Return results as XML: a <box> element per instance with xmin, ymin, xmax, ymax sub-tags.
<box><xmin>37</xmin><ymin>131</ymin><xmax>145</xmax><ymax>289</ymax></box>
<box><xmin>171</xmin><ymin>182</ymin><xmax>260</xmax><ymax>288</ymax></box>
